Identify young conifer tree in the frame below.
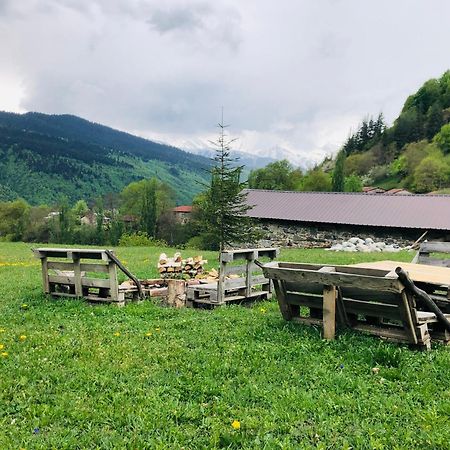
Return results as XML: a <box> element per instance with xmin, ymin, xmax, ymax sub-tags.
<box><xmin>201</xmin><ymin>116</ymin><xmax>254</xmax><ymax>251</ymax></box>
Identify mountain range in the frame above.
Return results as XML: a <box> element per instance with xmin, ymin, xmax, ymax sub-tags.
<box><xmin>0</xmin><ymin>112</ymin><xmax>212</xmax><ymax>205</ymax></box>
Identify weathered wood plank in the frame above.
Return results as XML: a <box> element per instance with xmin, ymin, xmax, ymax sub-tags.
<box><xmin>261</xmin><ymin>264</ymin><xmax>403</xmax><ymax>292</ymax></box>
<box><xmin>323</xmin><ymin>285</ymin><xmax>336</xmax><ymax>339</ymax></box>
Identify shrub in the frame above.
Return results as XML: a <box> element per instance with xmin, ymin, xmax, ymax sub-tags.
<box><xmin>118</xmin><ymin>232</ymin><xmax>166</xmax><ymax>247</ymax></box>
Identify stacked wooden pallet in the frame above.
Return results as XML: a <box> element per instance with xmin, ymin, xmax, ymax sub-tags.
<box><xmin>187</xmin><ymin>248</ymin><xmax>279</xmax><ymax>307</ymax></box>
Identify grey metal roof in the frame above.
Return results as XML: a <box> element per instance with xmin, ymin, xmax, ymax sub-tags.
<box><xmin>244</xmin><ymin>189</ymin><xmax>450</xmax><ymax>230</ymax></box>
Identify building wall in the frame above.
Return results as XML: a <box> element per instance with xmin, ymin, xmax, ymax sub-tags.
<box><xmin>254</xmin><ymin>219</ymin><xmax>448</xmax><ymax>249</ymax></box>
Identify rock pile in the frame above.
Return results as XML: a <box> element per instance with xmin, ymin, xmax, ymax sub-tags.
<box><xmin>327</xmin><ymin>237</ymin><xmax>406</xmax><ymax>253</ymax></box>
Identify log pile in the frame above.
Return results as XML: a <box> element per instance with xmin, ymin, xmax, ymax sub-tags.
<box><xmin>158</xmin><ymin>253</ymin><xmax>208</xmax><ymax>278</ymax></box>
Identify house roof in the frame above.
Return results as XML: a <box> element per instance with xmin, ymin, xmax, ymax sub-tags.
<box><xmin>244</xmin><ymin>189</ymin><xmax>450</xmax><ymax>230</ymax></box>
<box><xmin>173</xmin><ymin>205</ymin><xmax>193</xmax><ymax>213</ymax></box>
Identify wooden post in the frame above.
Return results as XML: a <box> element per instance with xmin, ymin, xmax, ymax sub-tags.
<box><xmin>108</xmin><ymin>261</ymin><xmax>119</xmax><ymax>302</ymax></box>
<box><xmin>322</xmin><ymin>285</ymin><xmax>336</xmax><ymax>340</ymax></box>
<box><xmin>41</xmin><ymin>256</ymin><xmax>50</xmax><ymax>294</ymax></box>
<box><xmin>245</xmin><ymin>251</ymin><xmax>254</xmax><ymax>298</ymax></box>
<box><xmin>217</xmin><ymin>253</ymin><xmax>226</xmax><ymax>304</ymax></box>
<box><xmin>73</xmin><ymin>255</ymin><xmax>82</xmax><ymax>298</ymax></box>
<box><xmin>167</xmin><ymin>279</ymin><xmax>186</xmax><ymax>308</ymax></box>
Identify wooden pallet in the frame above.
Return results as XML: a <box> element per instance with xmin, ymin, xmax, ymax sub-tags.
<box><xmin>33</xmin><ymin>248</ymin><xmax>142</xmax><ymax>306</ymax></box>
<box><xmin>260</xmin><ymin>261</ymin><xmax>450</xmax><ymax>349</ymax></box>
<box><xmin>187</xmin><ymin>248</ymin><xmax>278</xmax><ymax>306</ymax></box>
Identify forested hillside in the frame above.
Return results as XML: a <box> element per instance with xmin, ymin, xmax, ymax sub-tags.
<box><xmin>339</xmin><ymin>70</ymin><xmax>450</xmax><ymax>192</ymax></box>
<box><xmin>0</xmin><ymin>112</ymin><xmax>210</xmax><ymax>205</ymax></box>
<box><xmin>248</xmin><ymin>70</ymin><xmax>450</xmax><ymax>193</ymax></box>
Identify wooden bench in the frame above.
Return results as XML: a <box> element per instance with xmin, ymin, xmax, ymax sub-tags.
<box><xmin>258</xmin><ymin>261</ymin><xmax>450</xmax><ymax>349</ymax></box>
<box><xmin>187</xmin><ymin>248</ymin><xmax>279</xmax><ymax>306</ymax></box>
<box><xmin>33</xmin><ymin>248</ymin><xmax>142</xmax><ymax>306</ymax></box>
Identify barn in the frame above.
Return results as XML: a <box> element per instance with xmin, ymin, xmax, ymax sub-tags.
<box><xmin>244</xmin><ymin>189</ymin><xmax>450</xmax><ymax>247</ymax></box>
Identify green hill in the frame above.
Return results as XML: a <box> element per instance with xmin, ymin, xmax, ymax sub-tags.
<box><xmin>0</xmin><ymin>112</ymin><xmax>211</xmax><ymax>205</ymax></box>
<box><xmin>338</xmin><ymin>70</ymin><xmax>450</xmax><ymax>192</ymax></box>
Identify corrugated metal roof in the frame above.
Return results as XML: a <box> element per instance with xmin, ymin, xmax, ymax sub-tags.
<box><xmin>244</xmin><ymin>189</ymin><xmax>450</xmax><ymax>230</ymax></box>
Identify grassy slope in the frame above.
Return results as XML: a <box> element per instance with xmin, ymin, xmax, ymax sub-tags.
<box><xmin>0</xmin><ymin>149</ymin><xmax>206</xmax><ymax>206</ymax></box>
<box><xmin>0</xmin><ymin>243</ymin><xmax>449</xmax><ymax>449</ymax></box>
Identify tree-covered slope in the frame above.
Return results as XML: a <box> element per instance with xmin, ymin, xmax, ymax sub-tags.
<box><xmin>339</xmin><ymin>70</ymin><xmax>450</xmax><ymax>192</ymax></box>
<box><xmin>0</xmin><ymin>112</ymin><xmax>211</xmax><ymax>205</ymax></box>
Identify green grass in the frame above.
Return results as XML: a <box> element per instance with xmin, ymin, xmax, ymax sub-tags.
<box><xmin>0</xmin><ymin>243</ymin><xmax>449</xmax><ymax>449</ymax></box>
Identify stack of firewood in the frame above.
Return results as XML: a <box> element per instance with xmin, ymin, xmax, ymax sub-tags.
<box><xmin>158</xmin><ymin>253</ymin><xmax>208</xmax><ymax>278</ymax></box>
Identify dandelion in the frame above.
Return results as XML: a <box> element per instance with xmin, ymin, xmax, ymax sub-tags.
<box><xmin>231</xmin><ymin>420</ymin><xmax>241</xmax><ymax>430</ymax></box>
<box><xmin>145</xmin><ymin>332</ymin><xmax>152</xmax><ymax>337</ymax></box>
<box><xmin>113</xmin><ymin>332</ymin><xmax>121</xmax><ymax>337</ymax></box>
<box><xmin>1</xmin><ymin>352</ymin><xmax>8</xmax><ymax>358</ymax></box>
<box><xmin>259</xmin><ymin>307</ymin><xmax>267</xmax><ymax>313</ymax></box>
<box><xmin>19</xmin><ymin>335</ymin><xmax>27</xmax><ymax>341</ymax></box>
<box><xmin>155</xmin><ymin>327</ymin><xmax>161</xmax><ymax>332</ymax></box>
<box><xmin>21</xmin><ymin>304</ymin><xmax>28</xmax><ymax>310</ymax></box>
<box><xmin>0</xmin><ymin>344</ymin><xmax>4</xmax><ymax>350</ymax></box>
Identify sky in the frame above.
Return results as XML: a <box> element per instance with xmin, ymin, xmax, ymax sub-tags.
<box><xmin>1</xmin><ymin>0</ymin><xmax>450</xmax><ymax>167</ymax></box>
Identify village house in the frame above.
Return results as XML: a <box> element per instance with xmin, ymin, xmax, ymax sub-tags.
<box><xmin>172</xmin><ymin>205</ymin><xmax>193</xmax><ymax>225</ymax></box>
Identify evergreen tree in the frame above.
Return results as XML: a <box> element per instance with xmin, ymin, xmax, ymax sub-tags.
<box><xmin>199</xmin><ymin>118</ymin><xmax>254</xmax><ymax>251</ymax></box>
<box><xmin>426</xmin><ymin>101</ymin><xmax>444</xmax><ymax>140</ymax></box>
<box><xmin>332</xmin><ymin>150</ymin><xmax>346</xmax><ymax>192</ymax></box>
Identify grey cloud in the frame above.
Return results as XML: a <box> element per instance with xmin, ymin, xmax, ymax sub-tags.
<box><xmin>148</xmin><ymin>5</ymin><xmax>209</xmax><ymax>33</ymax></box>
<box><xmin>2</xmin><ymin>0</ymin><xmax>450</xmax><ymax>166</ymax></box>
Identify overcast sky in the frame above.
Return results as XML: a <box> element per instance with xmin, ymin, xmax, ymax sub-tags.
<box><xmin>1</xmin><ymin>0</ymin><xmax>450</xmax><ymax>166</ymax></box>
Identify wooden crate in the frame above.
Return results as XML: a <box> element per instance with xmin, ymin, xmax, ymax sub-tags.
<box><xmin>33</xmin><ymin>248</ymin><xmax>141</xmax><ymax>306</ymax></box>
<box><xmin>187</xmin><ymin>248</ymin><xmax>279</xmax><ymax>307</ymax></box>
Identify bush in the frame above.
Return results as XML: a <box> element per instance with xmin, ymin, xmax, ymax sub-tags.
<box><xmin>185</xmin><ymin>233</ymin><xmax>219</xmax><ymax>251</ymax></box>
<box><xmin>118</xmin><ymin>232</ymin><xmax>166</xmax><ymax>247</ymax></box>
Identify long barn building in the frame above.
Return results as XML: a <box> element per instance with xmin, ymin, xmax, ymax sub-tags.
<box><xmin>244</xmin><ymin>190</ymin><xmax>450</xmax><ymax>247</ymax></box>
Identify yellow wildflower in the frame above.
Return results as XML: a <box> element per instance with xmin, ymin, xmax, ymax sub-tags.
<box><xmin>0</xmin><ymin>344</ymin><xmax>4</xmax><ymax>350</ymax></box>
<box><xmin>231</xmin><ymin>420</ymin><xmax>241</xmax><ymax>430</ymax></box>
<box><xmin>155</xmin><ymin>327</ymin><xmax>161</xmax><ymax>332</ymax></box>
<box><xmin>21</xmin><ymin>304</ymin><xmax>28</xmax><ymax>310</ymax></box>
<box><xmin>1</xmin><ymin>352</ymin><xmax>7</xmax><ymax>357</ymax></box>
<box><xmin>259</xmin><ymin>307</ymin><xmax>267</xmax><ymax>313</ymax></box>
<box><xmin>19</xmin><ymin>335</ymin><xmax>27</xmax><ymax>341</ymax></box>
<box><xmin>113</xmin><ymin>332</ymin><xmax>121</xmax><ymax>337</ymax></box>
<box><xmin>145</xmin><ymin>332</ymin><xmax>153</xmax><ymax>337</ymax></box>
<box><xmin>0</xmin><ymin>328</ymin><xmax>5</xmax><ymax>333</ymax></box>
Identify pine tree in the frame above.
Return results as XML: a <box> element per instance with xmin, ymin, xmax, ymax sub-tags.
<box><xmin>200</xmin><ymin>117</ymin><xmax>254</xmax><ymax>251</ymax></box>
<box><xmin>332</xmin><ymin>150</ymin><xmax>346</xmax><ymax>192</ymax></box>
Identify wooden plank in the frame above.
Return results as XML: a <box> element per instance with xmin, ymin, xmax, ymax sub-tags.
<box><xmin>262</xmin><ymin>265</ymin><xmax>402</xmax><ymax>292</ymax></box>
<box><xmin>41</xmin><ymin>257</ymin><xmax>50</xmax><ymax>294</ymax></box>
<box><xmin>80</xmin><ymin>263</ymin><xmax>109</xmax><ymax>273</ymax></box>
<box><xmin>292</xmin><ymin>317</ymin><xmax>323</xmax><ymax>326</ymax></box>
<box><xmin>420</xmin><ymin>242</ymin><xmax>450</xmax><ymax>253</ymax></box>
<box><xmin>47</xmin><ymin>275</ymin><xmax>111</xmax><ymax>289</ymax></box>
<box><xmin>399</xmin><ymin>291</ymin><xmax>418</xmax><ymax>344</ymax></box>
<box><xmin>73</xmin><ymin>256</ymin><xmax>82</xmax><ymax>297</ymax></box>
<box><xmin>351</xmin><ymin>261</ymin><xmax>450</xmax><ymax>287</ymax></box>
<box><xmin>48</xmin><ymin>274</ymin><xmax>75</xmax><ymax>285</ymax></box>
<box><xmin>274</xmin><ymin>279</ymin><xmax>295</xmax><ymax>320</ymax></box>
<box><xmin>322</xmin><ymin>285</ymin><xmax>336</xmax><ymax>340</ymax></box>
<box><xmin>108</xmin><ymin>261</ymin><xmax>118</xmax><ymax>301</ymax></box>
<box><xmin>341</xmin><ymin>298</ymin><xmax>402</xmax><ymax>320</ymax></box>
<box><xmin>352</xmin><ymin>323</ymin><xmax>410</xmax><ymax>342</ymax></box>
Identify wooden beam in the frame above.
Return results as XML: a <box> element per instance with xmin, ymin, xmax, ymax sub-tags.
<box><xmin>322</xmin><ymin>285</ymin><xmax>336</xmax><ymax>340</ymax></box>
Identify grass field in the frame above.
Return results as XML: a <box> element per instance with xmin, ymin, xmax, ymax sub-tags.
<box><xmin>1</xmin><ymin>242</ymin><xmax>449</xmax><ymax>449</ymax></box>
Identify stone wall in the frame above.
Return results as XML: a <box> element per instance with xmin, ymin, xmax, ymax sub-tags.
<box><xmin>253</xmin><ymin>220</ymin><xmax>432</xmax><ymax>249</ymax></box>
